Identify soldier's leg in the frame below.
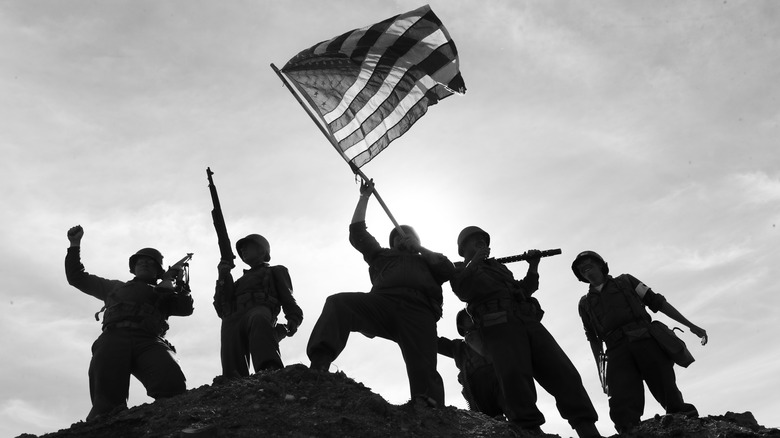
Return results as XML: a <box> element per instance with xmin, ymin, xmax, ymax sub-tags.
<box><xmin>306</xmin><ymin>292</ymin><xmax>391</xmax><ymax>370</ymax></box>
<box><xmin>469</xmin><ymin>366</ymin><xmax>506</xmax><ymax>417</ymax></box>
<box><xmin>220</xmin><ymin>313</ymin><xmax>250</xmax><ymax>378</ymax></box>
<box><xmin>606</xmin><ymin>342</ymin><xmax>645</xmax><ymax>433</ymax></box>
<box><xmin>635</xmin><ymin>338</ymin><xmax>694</xmax><ymax>415</ymax></box>
<box><xmin>481</xmin><ymin>319</ymin><xmax>545</xmax><ymax>428</ymax></box>
<box><xmin>132</xmin><ymin>333</ymin><xmax>186</xmax><ymax>399</ymax></box>
<box><xmin>527</xmin><ymin>321</ymin><xmax>599</xmax><ymax>435</ymax></box>
<box><xmin>396</xmin><ymin>302</ymin><xmax>444</xmax><ymax>406</ymax></box>
<box><xmin>246</xmin><ymin>305</ymin><xmax>283</xmax><ymax>371</ymax></box>
<box><xmin>87</xmin><ymin>331</ymin><xmax>133</xmax><ymax>420</ymax></box>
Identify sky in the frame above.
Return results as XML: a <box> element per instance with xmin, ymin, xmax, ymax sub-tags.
<box><xmin>1</xmin><ymin>1</ymin><xmax>778</xmax><ymax>437</ymax></box>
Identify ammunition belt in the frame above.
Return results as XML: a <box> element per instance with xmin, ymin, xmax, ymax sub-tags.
<box><xmin>468</xmin><ymin>297</ymin><xmax>541</xmax><ymax>324</ymax></box>
<box><xmin>603</xmin><ymin>320</ymin><xmax>651</xmax><ymax>346</ymax></box>
<box><xmin>222</xmin><ymin>292</ymin><xmax>280</xmax><ymax>316</ymax></box>
<box><xmin>103</xmin><ymin>321</ymin><xmax>148</xmax><ymax>332</ymax></box>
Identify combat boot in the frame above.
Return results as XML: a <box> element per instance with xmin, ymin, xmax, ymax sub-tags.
<box><xmin>309</xmin><ymin>355</ymin><xmax>331</xmax><ymax>371</ymax></box>
<box><xmin>574</xmin><ymin>422</ymin><xmax>603</xmax><ymax>438</ymax></box>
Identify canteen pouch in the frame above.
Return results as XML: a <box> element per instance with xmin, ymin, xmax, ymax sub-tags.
<box><xmin>649</xmin><ymin>320</ymin><xmax>695</xmax><ymax>368</ymax></box>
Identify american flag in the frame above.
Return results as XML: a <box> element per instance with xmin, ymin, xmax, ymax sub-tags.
<box><xmin>279</xmin><ymin>5</ymin><xmax>466</xmax><ymax>169</ymax></box>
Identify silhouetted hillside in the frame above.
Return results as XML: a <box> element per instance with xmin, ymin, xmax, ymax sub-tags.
<box><xmin>17</xmin><ymin>365</ymin><xmax>780</xmax><ymax>438</ymax></box>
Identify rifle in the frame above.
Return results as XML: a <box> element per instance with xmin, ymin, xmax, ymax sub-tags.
<box><xmin>159</xmin><ymin>253</ymin><xmax>194</xmax><ymax>292</ymax></box>
<box><xmin>597</xmin><ymin>350</ymin><xmax>609</xmax><ymax>395</ymax></box>
<box><xmin>207</xmin><ymin>167</ymin><xmax>236</xmax><ymax>265</ymax></box>
<box><xmin>207</xmin><ymin>168</ymin><xmax>237</xmax><ymax>316</ymax></box>
<box><xmin>493</xmin><ymin>248</ymin><xmax>562</xmax><ymax>264</ymax></box>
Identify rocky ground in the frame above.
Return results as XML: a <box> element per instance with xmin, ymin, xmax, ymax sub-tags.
<box><xmin>17</xmin><ymin>364</ymin><xmax>780</xmax><ymax>438</ymax></box>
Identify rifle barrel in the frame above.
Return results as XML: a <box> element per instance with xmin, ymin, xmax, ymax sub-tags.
<box><xmin>493</xmin><ymin>248</ymin><xmax>562</xmax><ymax>264</ymax></box>
<box><xmin>206</xmin><ymin>167</ymin><xmax>236</xmax><ymax>262</ymax></box>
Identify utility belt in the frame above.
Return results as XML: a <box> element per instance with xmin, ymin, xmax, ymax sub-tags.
<box><xmin>104</xmin><ymin>321</ymin><xmax>145</xmax><ymax>331</ymax></box>
<box><xmin>100</xmin><ymin>302</ymin><xmax>166</xmax><ymax>335</ymax></box>
<box><xmin>468</xmin><ymin>297</ymin><xmax>543</xmax><ymax>327</ymax></box>
<box><xmin>102</xmin><ymin>320</ymin><xmax>166</xmax><ymax>336</ymax></box>
<box><xmin>102</xmin><ymin>302</ymin><xmax>160</xmax><ymax>324</ymax></box>
<box><xmin>603</xmin><ymin>320</ymin><xmax>651</xmax><ymax>346</ymax></box>
<box><xmin>374</xmin><ymin>287</ymin><xmax>443</xmax><ymax>320</ymax></box>
<box><xmin>221</xmin><ymin>292</ymin><xmax>280</xmax><ymax>317</ymax></box>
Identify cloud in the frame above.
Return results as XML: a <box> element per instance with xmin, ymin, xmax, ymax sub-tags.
<box><xmin>730</xmin><ymin>171</ymin><xmax>780</xmax><ymax>204</ymax></box>
<box><xmin>664</xmin><ymin>245</ymin><xmax>755</xmax><ymax>271</ymax></box>
<box><xmin>0</xmin><ymin>399</ymin><xmax>65</xmax><ymax>436</ymax></box>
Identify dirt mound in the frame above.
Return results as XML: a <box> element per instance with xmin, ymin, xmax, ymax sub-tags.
<box><xmin>17</xmin><ymin>365</ymin><xmax>780</xmax><ymax>438</ymax></box>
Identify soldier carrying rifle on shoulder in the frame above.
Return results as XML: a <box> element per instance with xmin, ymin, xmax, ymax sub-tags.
<box><xmin>450</xmin><ymin>226</ymin><xmax>603</xmax><ymax>438</ymax></box>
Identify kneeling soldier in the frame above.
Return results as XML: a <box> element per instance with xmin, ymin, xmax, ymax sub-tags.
<box><xmin>65</xmin><ymin>225</ymin><xmax>193</xmax><ymax>421</ymax></box>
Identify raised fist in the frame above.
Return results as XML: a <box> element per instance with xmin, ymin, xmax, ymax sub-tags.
<box><xmin>67</xmin><ymin>225</ymin><xmax>84</xmax><ymax>245</ymax></box>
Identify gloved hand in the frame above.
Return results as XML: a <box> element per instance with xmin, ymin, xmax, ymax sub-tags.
<box><xmin>286</xmin><ymin>321</ymin><xmax>299</xmax><ymax>336</ymax></box>
<box><xmin>274</xmin><ymin>324</ymin><xmax>289</xmax><ymax>342</ymax></box>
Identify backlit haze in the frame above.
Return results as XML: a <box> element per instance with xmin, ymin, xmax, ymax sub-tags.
<box><xmin>1</xmin><ymin>1</ymin><xmax>778</xmax><ymax>437</ymax></box>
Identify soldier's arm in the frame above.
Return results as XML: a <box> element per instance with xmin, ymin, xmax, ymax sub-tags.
<box><xmin>273</xmin><ymin>266</ymin><xmax>303</xmax><ymax>335</ymax></box>
<box><xmin>65</xmin><ymin>226</ymin><xmax>121</xmax><ymax>301</ymax></box>
<box><xmin>659</xmin><ymin>301</ymin><xmax>708</xmax><ymax>345</ymax></box>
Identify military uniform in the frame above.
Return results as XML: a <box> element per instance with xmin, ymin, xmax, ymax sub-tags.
<box><xmin>306</xmin><ymin>221</ymin><xmax>453</xmax><ymax>406</ymax></box>
<box><xmin>451</xmin><ymin>259</ymin><xmax>598</xmax><ymax>433</ymax></box>
<box><xmin>214</xmin><ymin>263</ymin><xmax>303</xmax><ymax>376</ymax></box>
<box><xmin>579</xmin><ymin>274</ymin><xmax>696</xmax><ymax>432</ymax></box>
<box><xmin>437</xmin><ymin>335</ymin><xmax>504</xmax><ymax>417</ymax></box>
<box><xmin>65</xmin><ymin>246</ymin><xmax>193</xmax><ymax>420</ymax></box>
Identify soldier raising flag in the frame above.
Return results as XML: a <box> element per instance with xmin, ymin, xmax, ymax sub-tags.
<box><xmin>273</xmin><ymin>5</ymin><xmax>465</xmax><ymax>407</ymax></box>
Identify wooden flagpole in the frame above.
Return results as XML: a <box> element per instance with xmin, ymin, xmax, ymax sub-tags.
<box><xmin>270</xmin><ymin>63</ymin><xmax>405</xmax><ymax>234</ymax></box>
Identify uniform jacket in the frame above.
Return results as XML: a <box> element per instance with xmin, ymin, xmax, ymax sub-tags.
<box><xmin>450</xmin><ymin>259</ymin><xmax>539</xmax><ymax>308</ymax></box>
<box><xmin>65</xmin><ymin>247</ymin><xmax>193</xmax><ymax>336</ymax></box>
<box><xmin>214</xmin><ymin>264</ymin><xmax>303</xmax><ymax>327</ymax></box>
<box><xmin>438</xmin><ymin>336</ymin><xmax>494</xmax><ymax>410</ymax></box>
<box><xmin>349</xmin><ymin>221</ymin><xmax>454</xmax><ymax>316</ymax></box>
<box><xmin>578</xmin><ymin>274</ymin><xmax>667</xmax><ymax>346</ymax></box>
<box><xmin>438</xmin><ymin>336</ymin><xmax>493</xmax><ymax>381</ymax></box>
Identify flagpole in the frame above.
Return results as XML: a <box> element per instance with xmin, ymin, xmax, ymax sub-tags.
<box><xmin>270</xmin><ymin>63</ymin><xmax>405</xmax><ymax>234</ymax></box>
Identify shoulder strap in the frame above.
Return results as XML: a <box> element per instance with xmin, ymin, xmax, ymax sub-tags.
<box><xmin>614</xmin><ymin>275</ymin><xmax>650</xmax><ymax>322</ymax></box>
<box><xmin>580</xmin><ymin>294</ymin><xmax>606</xmax><ymax>337</ymax></box>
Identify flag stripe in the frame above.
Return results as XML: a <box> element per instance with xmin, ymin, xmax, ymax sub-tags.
<box><xmin>342</xmin><ymin>76</ymin><xmax>434</xmax><ymax>162</ymax></box>
<box><xmin>334</xmin><ymin>40</ymin><xmax>459</xmax><ymax>148</ymax></box>
<box><xmin>281</xmin><ymin>5</ymin><xmax>465</xmax><ymax>168</ymax></box>
<box><xmin>322</xmin><ymin>13</ymin><xmax>430</xmax><ymax>124</ymax></box>
<box><xmin>328</xmin><ymin>28</ymin><xmax>449</xmax><ymax>138</ymax></box>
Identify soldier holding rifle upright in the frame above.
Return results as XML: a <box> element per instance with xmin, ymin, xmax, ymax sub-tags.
<box><xmin>64</xmin><ymin>225</ymin><xmax>193</xmax><ymax>421</ymax></box>
<box><xmin>450</xmin><ymin>226</ymin><xmax>602</xmax><ymax>438</ymax></box>
<box><xmin>214</xmin><ymin>233</ymin><xmax>303</xmax><ymax>375</ymax></box>
<box><xmin>207</xmin><ymin>168</ymin><xmax>303</xmax><ymax>377</ymax></box>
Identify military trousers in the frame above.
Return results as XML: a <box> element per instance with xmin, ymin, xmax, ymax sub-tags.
<box><xmin>87</xmin><ymin>328</ymin><xmax>186</xmax><ymax>421</ymax></box>
<box><xmin>220</xmin><ymin>305</ymin><xmax>282</xmax><ymax>377</ymax></box>
<box><xmin>306</xmin><ymin>291</ymin><xmax>445</xmax><ymax>406</ymax></box>
<box><xmin>606</xmin><ymin>337</ymin><xmax>692</xmax><ymax>431</ymax></box>
<box><xmin>479</xmin><ymin>315</ymin><xmax>598</xmax><ymax>429</ymax></box>
<box><xmin>466</xmin><ymin>364</ymin><xmax>505</xmax><ymax>417</ymax></box>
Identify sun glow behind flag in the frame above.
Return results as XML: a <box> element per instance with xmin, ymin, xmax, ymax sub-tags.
<box><xmin>280</xmin><ymin>4</ymin><xmax>466</xmax><ymax>169</ymax></box>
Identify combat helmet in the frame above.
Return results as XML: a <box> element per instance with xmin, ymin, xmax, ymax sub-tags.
<box><xmin>129</xmin><ymin>248</ymin><xmax>164</xmax><ymax>279</ymax></box>
<box><xmin>236</xmin><ymin>234</ymin><xmax>271</xmax><ymax>262</ymax></box>
<box><xmin>455</xmin><ymin>309</ymin><xmax>476</xmax><ymax>337</ymax></box>
<box><xmin>457</xmin><ymin>226</ymin><xmax>490</xmax><ymax>257</ymax></box>
<box><xmin>571</xmin><ymin>250</ymin><xmax>609</xmax><ymax>283</ymax></box>
<box><xmin>388</xmin><ymin>225</ymin><xmax>418</xmax><ymax>248</ymax></box>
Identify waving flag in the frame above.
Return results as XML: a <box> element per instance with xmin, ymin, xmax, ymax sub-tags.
<box><xmin>277</xmin><ymin>4</ymin><xmax>466</xmax><ymax>169</ymax></box>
